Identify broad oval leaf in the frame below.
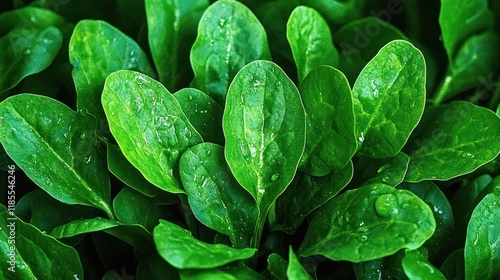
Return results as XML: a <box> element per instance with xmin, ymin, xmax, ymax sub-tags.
<box><xmin>286</xmin><ymin>6</ymin><xmax>339</xmax><ymax>83</ymax></box>
<box><xmin>223</xmin><ymin>60</ymin><xmax>306</xmax><ymax>212</ymax></box>
<box><xmin>299</xmin><ymin>183</ymin><xmax>436</xmax><ymax>262</ymax></box>
<box><xmin>190</xmin><ymin>0</ymin><xmax>271</xmax><ymax>104</ymax></box>
<box><xmin>174</xmin><ymin>88</ymin><xmax>224</xmax><ymax>144</ymax></box>
<box><xmin>464</xmin><ymin>192</ymin><xmax>500</xmax><ymax>279</ymax></box>
<box><xmin>180</xmin><ymin>266</ymin><xmax>265</xmax><ymax>280</ymax></box>
<box><xmin>351</xmin><ymin>152</ymin><xmax>410</xmax><ymax>188</ymax></box>
<box><xmin>179</xmin><ymin>143</ymin><xmax>258</xmax><ymax>248</ymax></box>
<box><xmin>300</xmin><ymin>0</ymin><xmax>366</xmax><ymax>26</ymax></box>
<box><xmin>402</xmin><ymin>248</ymin><xmax>446</xmax><ymax>280</ymax></box>
<box><xmin>0</xmin><ymin>94</ymin><xmax>113</xmax><ymax>217</ymax></box>
<box><xmin>153</xmin><ymin>220</ymin><xmax>256</xmax><ymax>269</ymax></box>
<box><xmin>70</xmin><ymin>20</ymin><xmax>154</xmax><ymax>125</ymax></box>
<box><xmin>298</xmin><ymin>66</ymin><xmax>356</xmax><ymax>176</ymax></box>
<box><xmin>287</xmin><ymin>248</ymin><xmax>313</xmax><ymax>280</ymax></box>
<box><xmin>267</xmin><ymin>253</ymin><xmax>287</xmax><ymax>279</ymax></box>
<box><xmin>102</xmin><ymin>70</ymin><xmax>203</xmax><ymax>194</ymax></box>
<box><xmin>0</xmin><ymin>26</ymin><xmax>62</xmax><ymax>94</ymax></box>
<box><xmin>146</xmin><ymin>0</ymin><xmax>209</xmax><ymax>91</ymax></box>
<box><xmin>405</xmin><ymin>101</ymin><xmax>500</xmax><ymax>182</ymax></box>
<box><xmin>113</xmin><ymin>187</ymin><xmax>161</xmax><ymax>232</ymax></box>
<box><xmin>352</xmin><ymin>40</ymin><xmax>425</xmax><ymax>158</ymax></box>
<box><xmin>0</xmin><ymin>206</ymin><xmax>83</xmax><ymax>279</ymax></box>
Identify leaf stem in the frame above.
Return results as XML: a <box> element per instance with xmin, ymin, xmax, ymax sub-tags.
<box><xmin>488</xmin><ymin>78</ymin><xmax>500</xmax><ymax>110</ymax></box>
<box><xmin>247</xmin><ymin>209</ymin><xmax>268</xmax><ymax>268</ymax></box>
<box><xmin>432</xmin><ymin>75</ymin><xmax>452</xmax><ymax>105</ymax></box>
<box><xmin>179</xmin><ymin>194</ymin><xmax>198</xmax><ymax>238</ymax></box>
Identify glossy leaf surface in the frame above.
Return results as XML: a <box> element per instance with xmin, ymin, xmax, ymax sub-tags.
<box><xmin>402</xmin><ymin>248</ymin><xmax>446</xmax><ymax>280</ymax></box>
<box><xmin>102</xmin><ymin>70</ymin><xmax>203</xmax><ymax>193</ymax></box>
<box><xmin>287</xmin><ymin>248</ymin><xmax>313</xmax><ymax>280</ymax></box>
<box><xmin>351</xmin><ymin>152</ymin><xmax>410</xmax><ymax>188</ymax></box>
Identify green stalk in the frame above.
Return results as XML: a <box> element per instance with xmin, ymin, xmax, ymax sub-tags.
<box><xmin>179</xmin><ymin>194</ymin><xmax>199</xmax><ymax>238</ymax></box>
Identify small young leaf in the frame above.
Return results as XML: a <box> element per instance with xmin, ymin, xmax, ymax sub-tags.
<box><xmin>0</xmin><ymin>94</ymin><xmax>113</xmax><ymax>218</ymax></box>
<box><xmin>190</xmin><ymin>0</ymin><xmax>271</xmax><ymax>104</ymax></box>
<box><xmin>352</xmin><ymin>40</ymin><xmax>425</xmax><ymax>158</ymax></box>
<box><xmin>179</xmin><ymin>265</ymin><xmax>265</xmax><ymax>280</ymax></box>
<box><xmin>274</xmin><ymin>162</ymin><xmax>353</xmax><ymax>233</ymax></box>
<box><xmin>267</xmin><ymin>253</ymin><xmax>288</xmax><ymax>279</ymax></box>
<box><xmin>113</xmin><ymin>187</ymin><xmax>161</xmax><ymax>232</ymax></box>
<box><xmin>299</xmin><ymin>183</ymin><xmax>436</xmax><ymax>262</ymax></box>
<box><xmin>351</xmin><ymin>152</ymin><xmax>410</xmax><ymax>188</ymax></box>
<box><xmin>402</xmin><ymin>248</ymin><xmax>446</xmax><ymax>280</ymax></box>
<box><xmin>179</xmin><ymin>143</ymin><xmax>258</xmax><ymax>248</ymax></box>
<box><xmin>153</xmin><ymin>220</ymin><xmax>256</xmax><ymax>269</ymax></box>
<box><xmin>70</xmin><ymin>20</ymin><xmax>154</xmax><ymax>125</ymax></box>
<box><xmin>102</xmin><ymin>70</ymin><xmax>203</xmax><ymax>194</ymax></box>
<box><xmin>298</xmin><ymin>66</ymin><xmax>356</xmax><ymax>176</ymax></box>
<box><xmin>440</xmin><ymin>249</ymin><xmax>465</xmax><ymax>280</ymax></box>
<box><xmin>286</xmin><ymin>6</ymin><xmax>339</xmax><ymax>83</ymax></box>
<box><xmin>287</xmin><ymin>248</ymin><xmax>313</xmax><ymax>280</ymax></box>
<box><xmin>0</xmin><ymin>205</ymin><xmax>83</xmax><ymax>279</ymax></box>
<box><xmin>405</xmin><ymin>102</ymin><xmax>500</xmax><ymax>182</ymax></box>
<box><xmin>223</xmin><ymin>60</ymin><xmax>306</xmax><ymax>213</ymax></box>
<box><xmin>174</xmin><ymin>88</ymin><xmax>224</xmax><ymax>144</ymax></box>
<box><xmin>464</xmin><ymin>192</ymin><xmax>500</xmax><ymax>279</ymax></box>
<box><xmin>146</xmin><ymin>0</ymin><xmax>209</xmax><ymax>91</ymax></box>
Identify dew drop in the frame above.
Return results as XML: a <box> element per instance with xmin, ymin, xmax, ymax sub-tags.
<box><xmin>188</xmin><ymin>94</ymin><xmax>193</xmax><ymax>101</ymax></box>
<box><xmin>370</xmin><ymin>80</ymin><xmax>379</xmax><ymax>97</ymax></box>
<box><xmin>357</xmin><ymin>235</ymin><xmax>368</xmax><ymax>242</ymax></box>
<box><xmin>253</xmin><ymin>80</ymin><xmax>262</xmax><ymax>87</ymax></box>
<box><xmin>358</xmin><ymin>132</ymin><xmax>365</xmax><ymax>143</ymax></box>
<box><xmin>24</xmin><ymin>48</ymin><xmax>31</xmax><ymax>55</ymax></box>
<box><xmin>84</xmin><ymin>156</ymin><xmax>92</xmax><ymax>164</ymax></box>
<box><xmin>374</xmin><ymin>194</ymin><xmax>398</xmax><ymax>218</ymax></box>
<box><xmin>271</xmin><ymin>173</ymin><xmax>279</xmax><ymax>181</ymax></box>
<box><xmin>218</xmin><ymin>18</ymin><xmax>226</xmax><ymax>27</ymax></box>
<box><xmin>410</xmin><ymin>101</ymin><xmax>415</xmax><ymax>109</ymax></box>
<box><xmin>80</xmin><ymin>133</ymin><xmax>87</xmax><ymax>140</ymax></box>
<box><xmin>45</xmin><ymin>179</ymin><xmax>52</xmax><ymax>185</ymax></box>
<box><xmin>258</xmin><ymin>189</ymin><xmax>265</xmax><ymax>194</ymax></box>
<box><xmin>377</xmin><ymin>164</ymin><xmax>391</xmax><ymax>173</ymax></box>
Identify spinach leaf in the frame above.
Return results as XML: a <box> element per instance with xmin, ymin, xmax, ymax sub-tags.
<box><xmin>0</xmin><ymin>94</ymin><xmax>113</xmax><ymax>218</ymax></box>
<box><xmin>179</xmin><ymin>265</ymin><xmax>265</xmax><ymax>280</ymax></box>
<box><xmin>70</xmin><ymin>20</ymin><xmax>154</xmax><ymax>126</ymax></box>
<box><xmin>179</xmin><ymin>143</ymin><xmax>258</xmax><ymax>248</ymax></box>
<box><xmin>223</xmin><ymin>60</ymin><xmax>305</xmax><ymax>218</ymax></box>
<box><xmin>402</xmin><ymin>248</ymin><xmax>446</xmax><ymax>280</ymax></box>
<box><xmin>353</xmin><ymin>250</ymin><xmax>406</xmax><ymax>279</ymax></box>
<box><xmin>0</xmin><ymin>205</ymin><xmax>83</xmax><ymax>279</ymax></box>
<box><xmin>287</xmin><ymin>6</ymin><xmax>339</xmax><ymax>83</ymax></box>
<box><xmin>405</xmin><ymin>102</ymin><xmax>500</xmax><ymax>182</ymax></box>
<box><xmin>298</xmin><ymin>66</ymin><xmax>356</xmax><ymax>176</ymax></box>
<box><xmin>102</xmin><ymin>70</ymin><xmax>203</xmax><ymax>194</ymax></box>
<box><xmin>440</xmin><ymin>249</ymin><xmax>465</xmax><ymax>280</ymax></box>
<box><xmin>267</xmin><ymin>253</ymin><xmax>288</xmax><ymax>279</ymax></box>
<box><xmin>287</xmin><ymin>248</ymin><xmax>313</xmax><ymax>280</ymax></box>
<box><xmin>153</xmin><ymin>220</ymin><xmax>256</xmax><ymax>269</ymax></box>
<box><xmin>352</xmin><ymin>40</ymin><xmax>425</xmax><ymax>158</ymax></box>
<box><xmin>464</xmin><ymin>192</ymin><xmax>500</xmax><ymax>279</ymax></box>
<box><xmin>190</xmin><ymin>0</ymin><xmax>271</xmax><ymax>104</ymax></box>
<box><xmin>299</xmin><ymin>183</ymin><xmax>436</xmax><ymax>262</ymax></box>
<box><xmin>146</xmin><ymin>0</ymin><xmax>208</xmax><ymax>91</ymax></box>
<box><xmin>137</xmin><ymin>254</ymin><xmax>179</xmax><ymax>280</ymax></box>
<box><xmin>351</xmin><ymin>152</ymin><xmax>410</xmax><ymax>187</ymax></box>
<box><xmin>300</xmin><ymin>0</ymin><xmax>366</xmax><ymax>26</ymax></box>
<box><xmin>113</xmin><ymin>187</ymin><xmax>161</xmax><ymax>232</ymax></box>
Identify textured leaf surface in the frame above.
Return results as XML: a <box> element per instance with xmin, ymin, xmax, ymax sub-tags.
<box><xmin>465</xmin><ymin>192</ymin><xmax>500</xmax><ymax>279</ymax></box>
<box><xmin>287</xmin><ymin>6</ymin><xmax>339</xmax><ymax>83</ymax></box>
<box><xmin>70</xmin><ymin>20</ymin><xmax>154</xmax><ymax>123</ymax></box>
<box><xmin>179</xmin><ymin>266</ymin><xmax>265</xmax><ymax>280</ymax></box>
<box><xmin>287</xmin><ymin>248</ymin><xmax>312</xmax><ymax>280</ymax></box>
<box><xmin>405</xmin><ymin>102</ymin><xmax>500</xmax><ymax>182</ymax></box>
<box><xmin>0</xmin><ymin>206</ymin><xmax>83</xmax><ymax>279</ymax></box>
<box><xmin>402</xmin><ymin>249</ymin><xmax>446</xmax><ymax>280</ymax></box>
<box><xmin>298</xmin><ymin>66</ymin><xmax>356</xmax><ymax>176</ymax></box>
<box><xmin>0</xmin><ymin>94</ymin><xmax>112</xmax><ymax>217</ymax></box>
<box><xmin>180</xmin><ymin>143</ymin><xmax>258</xmax><ymax>247</ymax></box>
<box><xmin>190</xmin><ymin>0</ymin><xmax>271</xmax><ymax>104</ymax></box>
<box><xmin>153</xmin><ymin>220</ymin><xmax>256</xmax><ymax>269</ymax></box>
<box><xmin>351</xmin><ymin>152</ymin><xmax>410</xmax><ymax>188</ymax></box>
<box><xmin>113</xmin><ymin>187</ymin><xmax>160</xmax><ymax>232</ymax></box>
<box><xmin>299</xmin><ymin>183</ymin><xmax>435</xmax><ymax>262</ymax></box>
<box><xmin>146</xmin><ymin>0</ymin><xmax>208</xmax><ymax>90</ymax></box>
<box><xmin>102</xmin><ymin>70</ymin><xmax>203</xmax><ymax>193</ymax></box>
<box><xmin>223</xmin><ymin>60</ymin><xmax>305</xmax><ymax>212</ymax></box>
<box><xmin>352</xmin><ymin>40</ymin><xmax>425</xmax><ymax>158</ymax></box>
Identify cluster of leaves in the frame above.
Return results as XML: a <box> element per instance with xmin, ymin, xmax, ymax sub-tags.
<box><xmin>1</xmin><ymin>0</ymin><xmax>499</xmax><ymax>279</ymax></box>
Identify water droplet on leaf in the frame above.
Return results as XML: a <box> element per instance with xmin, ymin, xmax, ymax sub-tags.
<box><xmin>374</xmin><ymin>194</ymin><xmax>398</xmax><ymax>218</ymax></box>
<box><xmin>271</xmin><ymin>173</ymin><xmax>279</xmax><ymax>181</ymax></box>
<box><xmin>377</xmin><ymin>164</ymin><xmax>391</xmax><ymax>173</ymax></box>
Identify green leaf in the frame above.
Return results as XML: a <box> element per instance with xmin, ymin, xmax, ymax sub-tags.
<box><xmin>0</xmin><ymin>7</ymin><xmax>66</xmax><ymax>34</ymax></box>
<box><xmin>299</xmin><ymin>183</ymin><xmax>436</xmax><ymax>262</ymax></box>
<box><xmin>16</xmin><ymin>189</ymin><xmax>103</xmax><ymax>233</ymax></box>
<box><xmin>174</xmin><ymin>88</ymin><xmax>224</xmax><ymax>145</ymax></box>
<box><xmin>298</xmin><ymin>66</ymin><xmax>356</xmax><ymax>176</ymax></box>
<box><xmin>274</xmin><ymin>162</ymin><xmax>353</xmax><ymax>233</ymax></box>
<box><xmin>102</xmin><ymin>70</ymin><xmax>203</xmax><ymax>194</ymax></box>
<box><xmin>137</xmin><ymin>254</ymin><xmax>179</xmax><ymax>280</ymax></box>
<box><xmin>179</xmin><ymin>143</ymin><xmax>258</xmax><ymax>248</ymax></box>
<box><xmin>439</xmin><ymin>0</ymin><xmax>494</xmax><ymax>58</ymax></box>
<box><xmin>287</xmin><ymin>248</ymin><xmax>313</xmax><ymax>280</ymax></box>
<box><xmin>223</xmin><ymin>60</ymin><xmax>306</xmax><ymax>213</ymax></box>
<box><xmin>106</xmin><ymin>142</ymin><xmax>160</xmax><ymax>198</ymax></box>
<box><xmin>190</xmin><ymin>0</ymin><xmax>271</xmax><ymax>104</ymax></box>
<box><xmin>352</xmin><ymin>40</ymin><xmax>426</xmax><ymax>158</ymax></box>
<box><xmin>465</xmin><ymin>192</ymin><xmax>500</xmax><ymax>279</ymax></box>
<box><xmin>402</xmin><ymin>248</ymin><xmax>446</xmax><ymax>280</ymax></box>
<box><xmin>0</xmin><ymin>205</ymin><xmax>83</xmax><ymax>279</ymax></box>
<box><xmin>286</xmin><ymin>6</ymin><xmax>339</xmax><ymax>83</ymax></box>
<box><xmin>351</xmin><ymin>152</ymin><xmax>410</xmax><ymax>188</ymax></box>
<box><xmin>146</xmin><ymin>0</ymin><xmax>209</xmax><ymax>91</ymax></box>
<box><xmin>153</xmin><ymin>220</ymin><xmax>256</xmax><ymax>269</ymax></box>
<box><xmin>0</xmin><ymin>94</ymin><xmax>113</xmax><ymax>217</ymax></box>
<box><xmin>50</xmin><ymin>218</ymin><xmax>154</xmax><ymax>254</ymax></box>
<box><xmin>113</xmin><ymin>187</ymin><xmax>161</xmax><ymax>232</ymax></box>
<box><xmin>299</xmin><ymin>0</ymin><xmax>367</xmax><ymax>26</ymax></box>
<box><xmin>0</xmin><ymin>26</ymin><xmax>62</xmax><ymax>94</ymax></box>
<box><xmin>70</xmin><ymin>20</ymin><xmax>154</xmax><ymax>125</ymax></box>
<box><xmin>405</xmin><ymin>102</ymin><xmax>500</xmax><ymax>182</ymax></box>
<box><xmin>334</xmin><ymin>17</ymin><xmax>408</xmax><ymax>85</ymax></box>
<box><xmin>179</xmin><ymin>265</ymin><xmax>265</xmax><ymax>280</ymax></box>
<box><xmin>267</xmin><ymin>253</ymin><xmax>287</xmax><ymax>279</ymax></box>
<box><xmin>440</xmin><ymin>249</ymin><xmax>465</xmax><ymax>280</ymax></box>
<box><xmin>398</xmin><ymin>181</ymin><xmax>454</xmax><ymax>262</ymax></box>
<box><xmin>353</xmin><ymin>250</ymin><xmax>406</xmax><ymax>280</ymax></box>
